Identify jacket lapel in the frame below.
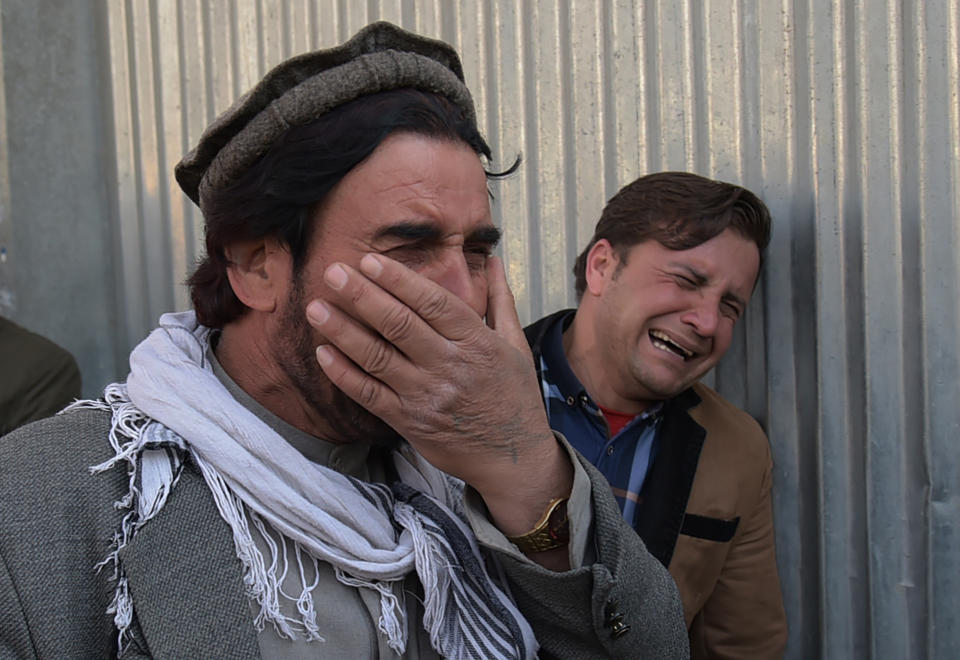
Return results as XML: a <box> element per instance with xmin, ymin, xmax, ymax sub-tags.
<box><xmin>525</xmin><ymin>310</ymin><xmax>708</xmax><ymax>568</ymax></box>
<box><xmin>634</xmin><ymin>389</ymin><xmax>706</xmax><ymax>567</ymax></box>
<box><xmin>119</xmin><ymin>463</ymin><xmax>261</xmax><ymax>659</ymax></box>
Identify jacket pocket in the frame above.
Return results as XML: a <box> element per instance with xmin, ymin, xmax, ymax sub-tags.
<box><xmin>680</xmin><ymin>513</ymin><xmax>740</xmax><ymax>542</ymax></box>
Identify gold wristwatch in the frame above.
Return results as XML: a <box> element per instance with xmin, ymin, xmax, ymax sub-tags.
<box><xmin>506</xmin><ymin>497</ymin><xmax>570</xmax><ymax>554</ymax></box>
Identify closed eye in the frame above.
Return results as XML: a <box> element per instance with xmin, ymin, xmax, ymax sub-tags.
<box><xmin>721</xmin><ymin>300</ymin><xmax>741</xmax><ymax>319</ymax></box>
<box><xmin>463</xmin><ymin>226</ymin><xmax>501</xmax><ymax>273</ymax></box>
<box><xmin>383</xmin><ymin>243</ymin><xmax>492</xmax><ymax>274</ymax></box>
<box><xmin>383</xmin><ymin>244</ymin><xmax>430</xmax><ymax>269</ymax></box>
<box><xmin>464</xmin><ymin>245</ymin><xmax>493</xmax><ymax>272</ymax></box>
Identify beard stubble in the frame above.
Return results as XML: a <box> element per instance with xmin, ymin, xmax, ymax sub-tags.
<box><xmin>273</xmin><ymin>276</ymin><xmax>403</xmax><ymax>450</ymax></box>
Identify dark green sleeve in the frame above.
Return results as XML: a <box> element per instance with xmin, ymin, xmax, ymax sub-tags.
<box><xmin>0</xmin><ymin>318</ymin><xmax>82</xmax><ymax>435</ymax></box>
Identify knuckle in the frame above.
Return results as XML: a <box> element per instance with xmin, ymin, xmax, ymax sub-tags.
<box><xmin>428</xmin><ymin>381</ymin><xmax>456</xmax><ymax>406</ymax></box>
<box><xmin>362</xmin><ymin>339</ymin><xmax>393</xmax><ymax>376</ymax></box>
<box><xmin>415</xmin><ymin>289</ymin><xmax>449</xmax><ymax>323</ymax></box>
<box><xmin>356</xmin><ymin>377</ymin><xmax>380</xmax><ymax>408</ymax></box>
<box><xmin>379</xmin><ymin>306</ymin><xmax>415</xmax><ymax>344</ymax></box>
<box><xmin>349</xmin><ymin>279</ymin><xmax>369</xmax><ymax>306</ymax></box>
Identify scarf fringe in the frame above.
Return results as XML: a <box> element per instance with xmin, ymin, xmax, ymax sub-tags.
<box><xmin>81</xmin><ymin>310</ymin><xmax>536</xmax><ymax>659</ymax></box>
<box><xmin>394</xmin><ymin>503</ymin><xmax>450</xmax><ymax>653</ymax></box>
<box><xmin>71</xmin><ymin>387</ymin><xmax>190</xmax><ymax>652</ymax></box>
<box><xmin>191</xmin><ymin>452</ymin><xmax>326</xmax><ymax>641</ymax></box>
<box><xmin>73</xmin><ymin>390</ymin><xmax>324</xmax><ymax>648</ymax></box>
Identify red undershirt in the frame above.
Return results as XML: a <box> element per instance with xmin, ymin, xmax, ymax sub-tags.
<box><xmin>597</xmin><ymin>404</ymin><xmax>639</xmax><ymax>437</ymax></box>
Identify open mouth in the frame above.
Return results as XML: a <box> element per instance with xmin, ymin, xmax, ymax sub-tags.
<box><xmin>649</xmin><ymin>330</ymin><xmax>695</xmax><ymax>361</ymax></box>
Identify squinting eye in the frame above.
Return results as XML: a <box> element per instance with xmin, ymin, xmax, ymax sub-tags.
<box><xmin>465</xmin><ymin>248</ymin><xmax>491</xmax><ymax>272</ymax></box>
<box><xmin>722</xmin><ymin>302</ymin><xmax>741</xmax><ymax>319</ymax></box>
<box><xmin>384</xmin><ymin>246</ymin><xmax>427</xmax><ymax>269</ymax></box>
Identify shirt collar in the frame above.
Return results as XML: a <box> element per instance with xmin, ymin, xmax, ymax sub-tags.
<box><xmin>541</xmin><ymin>310</ymin><xmax>665</xmax><ymax>422</ymax></box>
<box><xmin>540</xmin><ymin>310</ymin><xmax>591</xmax><ymax>403</ymax></box>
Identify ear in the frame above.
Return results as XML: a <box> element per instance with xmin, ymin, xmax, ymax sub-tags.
<box><xmin>583</xmin><ymin>239</ymin><xmax>619</xmax><ymax>297</ymax></box>
<box><xmin>223</xmin><ymin>237</ymin><xmax>291</xmax><ymax>313</ymax></box>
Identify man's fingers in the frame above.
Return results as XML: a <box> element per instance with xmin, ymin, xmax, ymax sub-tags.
<box><xmin>484</xmin><ymin>256</ymin><xmax>528</xmax><ymax>350</ymax></box>
<box><xmin>306</xmin><ymin>298</ymin><xmax>414</xmax><ymax>388</ymax></box>
<box><xmin>313</xmin><ymin>342</ymin><xmax>401</xmax><ymax>414</ymax></box>
<box><xmin>357</xmin><ymin>254</ymin><xmax>482</xmax><ymax>343</ymax></box>
<box><xmin>321</xmin><ymin>259</ymin><xmax>462</xmax><ymax>363</ymax></box>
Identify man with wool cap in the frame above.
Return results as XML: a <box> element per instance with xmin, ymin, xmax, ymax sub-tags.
<box><xmin>0</xmin><ymin>22</ymin><xmax>688</xmax><ymax>659</ymax></box>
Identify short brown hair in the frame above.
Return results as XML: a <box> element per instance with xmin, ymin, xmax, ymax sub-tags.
<box><xmin>573</xmin><ymin>172</ymin><xmax>772</xmax><ymax>298</ymax></box>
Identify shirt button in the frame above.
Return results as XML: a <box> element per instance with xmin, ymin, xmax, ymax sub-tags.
<box><xmin>606</xmin><ymin>446</ymin><xmax>615</xmax><ymax>456</ymax></box>
<box><xmin>566</xmin><ymin>395</ymin><xmax>575</xmax><ymax>406</ymax></box>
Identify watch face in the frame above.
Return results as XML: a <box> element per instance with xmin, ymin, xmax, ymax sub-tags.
<box><xmin>508</xmin><ymin>497</ymin><xmax>570</xmax><ymax>553</ymax></box>
<box><xmin>548</xmin><ymin>500</ymin><xmax>570</xmax><ymax>543</ymax></box>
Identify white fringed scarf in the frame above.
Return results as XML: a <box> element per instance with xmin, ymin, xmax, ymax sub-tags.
<box><xmin>72</xmin><ymin>311</ymin><xmax>536</xmax><ymax>659</ymax></box>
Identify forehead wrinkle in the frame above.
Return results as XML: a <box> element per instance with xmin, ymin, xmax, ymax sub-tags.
<box><xmin>380</xmin><ymin>184</ymin><xmax>491</xmax><ymax>234</ymax></box>
<box><xmin>375</xmin><ymin>179</ymin><xmax>442</xmax><ymax>208</ymax></box>
<box><xmin>378</xmin><ymin>179</ymin><xmax>488</xmax><ymax>225</ymax></box>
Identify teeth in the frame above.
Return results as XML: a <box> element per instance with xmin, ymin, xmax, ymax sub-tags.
<box><xmin>650</xmin><ymin>330</ymin><xmax>693</xmax><ymax>359</ymax></box>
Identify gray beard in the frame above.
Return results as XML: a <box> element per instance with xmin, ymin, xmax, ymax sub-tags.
<box><xmin>273</xmin><ymin>277</ymin><xmax>403</xmax><ymax>450</ymax></box>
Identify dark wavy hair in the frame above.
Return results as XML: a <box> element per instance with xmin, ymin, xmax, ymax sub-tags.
<box><xmin>572</xmin><ymin>171</ymin><xmax>772</xmax><ymax>298</ymax></box>
<box><xmin>188</xmin><ymin>89</ymin><xmax>514</xmax><ymax>327</ymax></box>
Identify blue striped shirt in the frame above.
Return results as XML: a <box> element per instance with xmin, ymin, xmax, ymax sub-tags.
<box><xmin>537</xmin><ymin>312</ymin><xmax>662</xmax><ymax>527</ymax></box>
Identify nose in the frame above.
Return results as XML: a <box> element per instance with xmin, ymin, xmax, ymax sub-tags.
<box><xmin>681</xmin><ymin>295</ymin><xmax>720</xmax><ymax>338</ymax></box>
<box><xmin>423</xmin><ymin>250</ymin><xmax>486</xmax><ymax>316</ymax></box>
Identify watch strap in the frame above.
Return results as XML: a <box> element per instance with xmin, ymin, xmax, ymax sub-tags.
<box><xmin>506</xmin><ymin>496</ymin><xmax>570</xmax><ymax>554</ymax></box>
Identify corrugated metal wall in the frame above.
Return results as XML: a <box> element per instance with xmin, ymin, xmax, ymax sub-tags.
<box><xmin>2</xmin><ymin>1</ymin><xmax>958</xmax><ymax>658</ymax></box>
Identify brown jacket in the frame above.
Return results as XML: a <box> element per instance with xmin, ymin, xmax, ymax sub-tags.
<box><xmin>526</xmin><ymin>310</ymin><xmax>787</xmax><ymax>659</ymax></box>
<box><xmin>671</xmin><ymin>383</ymin><xmax>786</xmax><ymax>658</ymax></box>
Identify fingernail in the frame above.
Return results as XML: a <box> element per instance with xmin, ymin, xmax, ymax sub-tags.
<box><xmin>315</xmin><ymin>345</ymin><xmax>333</xmax><ymax>367</ymax></box>
<box><xmin>325</xmin><ymin>264</ymin><xmax>348</xmax><ymax>290</ymax></box>
<box><xmin>306</xmin><ymin>300</ymin><xmax>329</xmax><ymax>325</ymax></box>
<box><xmin>360</xmin><ymin>253</ymin><xmax>383</xmax><ymax>278</ymax></box>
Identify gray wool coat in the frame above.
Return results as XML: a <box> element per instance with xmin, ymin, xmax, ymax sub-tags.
<box><xmin>0</xmin><ymin>407</ymin><xmax>689</xmax><ymax>659</ymax></box>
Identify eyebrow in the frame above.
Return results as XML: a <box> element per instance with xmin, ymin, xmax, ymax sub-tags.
<box><xmin>466</xmin><ymin>225</ymin><xmax>503</xmax><ymax>247</ymax></box>
<box><xmin>375</xmin><ymin>222</ymin><xmax>502</xmax><ymax>248</ymax></box>
<box><xmin>375</xmin><ymin>222</ymin><xmax>443</xmax><ymax>242</ymax></box>
<box><xmin>669</xmin><ymin>262</ymin><xmax>747</xmax><ymax>310</ymax></box>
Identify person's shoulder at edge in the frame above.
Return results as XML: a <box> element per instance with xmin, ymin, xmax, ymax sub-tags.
<box><xmin>0</xmin><ymin>316</ymin><xmax>80</xmax><ymax>379</ymax></box>
<box><xmin>0</xmin><ymin>316</ymin><xmax>83</xmax><ymax>434</ymax></box>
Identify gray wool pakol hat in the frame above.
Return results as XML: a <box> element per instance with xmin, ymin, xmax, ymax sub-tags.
<box><xmin>174</xmin><ymin>21</ymin><xmax>477</xmax><ymax>211</ymax></box>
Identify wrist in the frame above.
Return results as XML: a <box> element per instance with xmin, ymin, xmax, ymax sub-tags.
<box><xmin>479</xmin><ymin>431</ymin><xmax>573</xmax><ymax>536</ymax></box>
